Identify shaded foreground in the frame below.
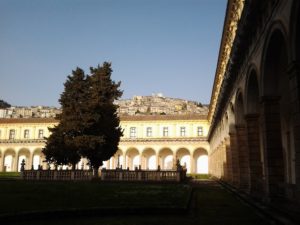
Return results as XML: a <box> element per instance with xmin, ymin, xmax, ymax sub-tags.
<box><xmin>0</xmin><ymin>179</ymin><xmax>271</xmax><ymax>225</ymax></box>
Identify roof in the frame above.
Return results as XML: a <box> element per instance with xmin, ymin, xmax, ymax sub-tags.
<box><xmin>0</xmin><ymin>118</ymin><xmax>58</xmax><ymax>124</ymax></box>
<box><xmin>0</xmin><ymin>114</ymin><xmax>207</xmax><ymax>124</ymax></box>
<box><xmin>120</xmin><ymin>114</ymin><xmax>207</xmax><ymax>121</ymax></box>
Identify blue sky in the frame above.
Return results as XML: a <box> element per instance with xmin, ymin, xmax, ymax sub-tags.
<box><xmin>0</xmin><ymin>0</ymin><xmax>226</xmax><ymax>107</ymax></box>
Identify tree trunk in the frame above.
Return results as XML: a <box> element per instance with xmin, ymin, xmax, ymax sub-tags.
<box><xmin>93</xmin><ymin>166</ymin><xmax>99</xmax><ymax>178</ymax></box>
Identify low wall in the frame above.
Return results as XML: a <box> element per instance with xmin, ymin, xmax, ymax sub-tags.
<box><xmin>20</xmin><ymin>168</ymin><xmax>186</xmax><ymax>182</ymax></box>
<box><xmin>21</xmin><ymin>170</ymin><xmax>93</xmax><ymax>181</ymax></box>
<box><xmin>101</xmin><ymin>168</ymin><xmax>186</xmax><ymax>182</ymax></box>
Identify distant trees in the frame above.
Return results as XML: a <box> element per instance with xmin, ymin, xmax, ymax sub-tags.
<box><xmin>0</xmin><ymin>99</ymin><xmax>11</xmax><ymax>108</ymax></box>
<box><xmin>43</xmin><ymin>62</ymin><xmax>123</xmax><ymax>175</ymax></box>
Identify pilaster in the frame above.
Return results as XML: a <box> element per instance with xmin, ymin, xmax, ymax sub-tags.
<box><xmin>236</xmin><ymin>124</ymin><xmax>250</xmax><ymax>192</ymax></box>
<box><xmin>245</xmin><ymin>113</ymin><xmax>264</xmax><ymax>197</ymax></box>
<box><xmin>260</xmin><ymin>96</ymin><xmax>285</xmax><ymax>199</ymax></box>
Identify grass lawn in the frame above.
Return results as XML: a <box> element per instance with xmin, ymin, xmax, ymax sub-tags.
<box><xmin>2</xmin><ymin>180</ymin><xmax>270</xmax><ymax>225</ymax></box>
<box><xmin>0</xmin><ymin>181</ymin><xmax>191</xmax><ymax>215</ymax></box>
<box><xmin>0</xmin><ymin>172</ymin><xmax>20</xmax><ymax>179</ymax></box>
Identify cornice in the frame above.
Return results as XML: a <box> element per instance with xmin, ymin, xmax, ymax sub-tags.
<box><xmin>121</xmin><ymin>137</ymin><xmax>207</xmax><ymax>143</ymax></box>
<box><xmin>0</xmin><ymin>139</ymin><xmax>46</xmax><ymax>144</ymax></box>
<box><xmin>0</xmin><ymin>137</ymin><xmax>208</xmax><ymax>145</ymax></box>
<box><xmin>208</xmin><ymin>0</ymin><xmax>245</xmax><ymax>123</ymax></box>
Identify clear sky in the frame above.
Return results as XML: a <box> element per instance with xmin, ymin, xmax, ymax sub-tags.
<box><xmin>0</xmin><ymin>0</ymin><xmax>226</xmax><ymax>107</ymax></box>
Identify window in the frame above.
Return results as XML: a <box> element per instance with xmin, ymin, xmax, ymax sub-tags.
<box><xmin>38</xmin><ymin>129</ymin><xmax>44</xmax><ymax>139</ymax></box>
<box><xmin>9</xmin><ymin>129</ymin><xmax>15</xmax><ymax>140</ymax></box>
<box><xmin>130</xmin><ymin>127</ymin><xmax>137</xmax><ymax>138</ymax></box>
<box><xmin>180</xmin><ymin>127</ymin><xmax>186</xmax><ymax>137</ymax></box>
<box><xmin>146</xmin><ymin>127</ymin><xmax>152</xmax><ymax>137</ymax></box>
<box><xmin>24</xmin><ymin>129</ymin><xmax>30</xmax><ymax>139</ymax></box>
<box><xmin>197</xmin><ymin>126</ymin><xmax>203</xmax><ymax>136</ymax></box>
<box><xmin>163</xmin><ymin>127</ymin><xmax>168</xmax><ymax>137</ymax></box>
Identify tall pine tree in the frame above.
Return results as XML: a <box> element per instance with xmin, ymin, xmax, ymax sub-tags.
<box><xmin>43</xmin><ymin>67</ymin><xmax>87</xmax><ymax>169</ymax></box>
<box><xmin>78</xmin><ymin>62</ymin><xmax>123</xmax><ymax>174</ymax></box>
<box><xmin>43</xmin><ymin>63</ymin><xmax>123</xmax><ymax>174</ymax></box>
<box><xmin>43</xmin><ymin>124</ymin><xmax>81</xmax><ymax>169</ymax></box>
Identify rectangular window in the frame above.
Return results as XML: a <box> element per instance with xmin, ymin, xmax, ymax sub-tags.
<box><xmin>38</xmin><ymin>129</ymin><xmax>44</xmax><ymax>139</ymax></box>
<box><xmin>9</xmin><ymin>129</ymin><xmax>15</xmax><ymax>140</ymax></box>
<box><xmin>163</xmin><ymin>127</ymin><xmax>168</xmax><ymax>137</ymax></box>
<box><xmin>24</xmin><ymin>129</ymin><xmax>30</xmax><ymax>139</ymax></box>
<box><xmin>197</xmin><ymin>126</ymin><xmax>203</xmax><ymax>136</ymax></box>
<box><xmin>130</xmin><ymin>127</ymin><xmax>137</xmax><ymax>138</ymax></box>
<box><xmin>146</xmin><ymin>127</ymin><xmax>152</xmax><ymax>137</ymax></box>
<box><xmin>180</xmin><ymin>127</ymin><xmax>186</xmax><ymax>137</ymax></box>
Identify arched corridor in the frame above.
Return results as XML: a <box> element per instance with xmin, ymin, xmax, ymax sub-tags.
<box><xmin>3</xmin><ymin>149</ymin><xmax>16</xmax><ymax>172</ymax></box>
<box><xmin>176</xmin><ymin>148</ymin><xmax>191</xmax><ymax>173</ymax></box>
<box><xmin>125</xmin><ymin>148</ymin><xmax>139</xmax><ymax>170</ymax></box>
<box><xmin>193</xmin><ymin>148</ymin><xmax>208</xmax><ymax>174</ymax></box>
<box><xmin>17</xmin><ymin>148</ymin><xmax>30</xmax><ymax>171</ymax></box>
<box><xmin>159</xmin><ymin>148</ymin><xmax>174</xmax><ymax>170</ymax></box>
<box><xmin>142</xmin><ymin>148</ymin><xmax>156</xmax><ymax>170</ymax></box>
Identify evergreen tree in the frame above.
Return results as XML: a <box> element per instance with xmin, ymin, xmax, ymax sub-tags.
<box><xmin>79</xmin><ymin>62</ymin><xmax>123</xmax><ymax>174</ymax></box>
<box><xmin>43</xmin><ymin>68</ymin><xmax>86</xmax><ymax>168</ymax></box>
<box><xmin>43</xmin><ymin>63</ymin><xmax>123</xmax><ymax>174</ymax></box>
<box><xmin>42</xmin><ymin>125</ymin><xmax>81</xmax><ymax>169</ymax></box>
<box><xmin>0</xmin><ymin>99</ymin><xmax>11</xmax><ymax>108</ymax></box>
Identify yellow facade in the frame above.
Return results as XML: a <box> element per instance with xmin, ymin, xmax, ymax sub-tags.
<box><xmin>0</xmin><ymin>115</ymin><xmax>209</xmax><ymax>173</ymax></box>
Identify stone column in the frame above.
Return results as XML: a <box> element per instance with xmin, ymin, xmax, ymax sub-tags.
<box><xmin>220</xmin><ymin>141</ymin><xmax>227</xmax><ymax>180</ymax></box>
<box><xmin>235</xmin><ymin>125</ymin><xmax>250</xmax><ymax>192</ymax></box>
<box><xmin>229</xmin><ymin>131</ymin><xmax>240</xmax><ymax>187</ymax></box>
<box><xmin>0</xmin><ymin>153</ymin><xmax>3</xmax><ymax>172</ymax></box>
<box><xmin>288</xmin><ymin>61</ymin><xmax>300</xmax><ymax>203</ymax></box>
<box><xmin>190</xmin><ymin>152</ymin><xmax>195</xmax><ymax>174</ymax></box>
<box><xmin>123</xmin><ymin>154</ymin><xmax>126</xmax><ymax>169</ymax></box>
<box><xmin>156</xmin><ymin>154</ymin><xmax>160</xmax><ymax>169</ymax></box>
<box><xmin>12</xmin><ymin>152</ymin><xmax>18</xmax><ymax>172</ymax></box>
<box><xmin>225</xmin><ymin>137</ymin><xmax>233</xmax><ymax>183</ymax></box>
<box><xmin>261</xmin><ymin>96</ymin><xmax>285</xmax><ymax>199</ymax></box>
<box><xmin>140</xmin><ymin>152</ymin><xmax>144</xmax><ymax>169</ymax></box>
<box><xmin>27</xmin><ymin>152</ymin><xmax>32</xmax><ymax>170</ymax></box>
<box><xmin>245</xmin><ymin>113</ymin><xmax>264</xmax><ymax>197</ymax></box>
<box><xmin>173</xmin><ymin>151</ymin><xmax>177</xmax><ymax>170</ymax></box>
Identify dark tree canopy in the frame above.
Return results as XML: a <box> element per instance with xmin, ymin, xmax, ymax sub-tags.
<box><xmin>0</xmin><ymin>99</ymin><xmax>11</xmax><ymax>109</ymax></box>
<box><xmin>43</xmin><ymin>125</ymin><xmax>81</xmax><ymax>168</ymax></box>
<box><xmin>80</xmin><ymin>62</ymin><xmax>123</xmax><ymax>170</ymax></box>
<box><xmin>43</xmin><ymin>62</ymin><xmax>123</xmax><ymax>173</ymax></box>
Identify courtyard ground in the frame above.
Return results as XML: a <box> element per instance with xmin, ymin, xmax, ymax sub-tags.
<box><xmin>0</xmin><ymin>176</ymin><xmax>274</xmax><ymax>225</ymax></box>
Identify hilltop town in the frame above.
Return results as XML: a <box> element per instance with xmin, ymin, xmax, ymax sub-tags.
<box><xmin>0</xmin><ymin>94</ymin><xmax>208</xmax><ymax>119</ymax></box>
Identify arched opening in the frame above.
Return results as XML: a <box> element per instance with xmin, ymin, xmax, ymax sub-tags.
<box><xmin>125</xmin><ymin>148</ymin><xmax>139</xmax><ymax>170</ymax></box>
<box><xmin>176</xmin><ymin>148</ymin><xmax>191</xmax><ymax>173</ymax></box>
<box><xmin>3</xmin><ymin>149</ymin><xmax>16</xmax><ymax>172</ymax></box>
<box><xmin>77</xmin><ymin>158</ymin><xmax>90</xmax><ymax>170</ymax></box>
<box><xmin>142</xmin><ymin>148</ymin><xmax>156</xmax><ymax>170</ymax></box>
<box><xmin>235</xmin><ymin>92</ymin><xmax>250</xmax><ymax>190</ymax></box>
<box><xmin>159</xmin><ymin>148</ymin><xmax>173</xmax><ymax>170</ymax></box>
<box><xmin>245</xmin><ymin>69</ymin><xmax>264</xmax><ymax>196</ymax></box>
<box><xmin>262</xmin><ymin>29</ymin><xmax>289</xmax><ymax>197</ymax></box>
<box><xmin>112</xmin><ymin>149</ymin><xmax>124</xmax><ymax>169</ymax></box>
<box><xmin>193</xmin><ymin>148</ymin><xmax>208</xmax><ymax>174</ymax></box>
<box><xmin>32</xmin><ymin>148</ymin><xmax>43</xmax><ymax>170</ymax></box>
<box><xmin>17</xmin><ymin>148</ymin><xmax>30</xmax><ymax>171</ymax></box>
<box><xmin>0</xmin><ymin>150</ymin><xmax>2</xmax><ymax>172</ymax></box>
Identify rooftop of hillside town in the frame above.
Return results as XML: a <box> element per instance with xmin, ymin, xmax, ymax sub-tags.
<box><xmin>0</xmin><ymin>94</ymin><xmax>208</xmax><ymax>119</ymax></box>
